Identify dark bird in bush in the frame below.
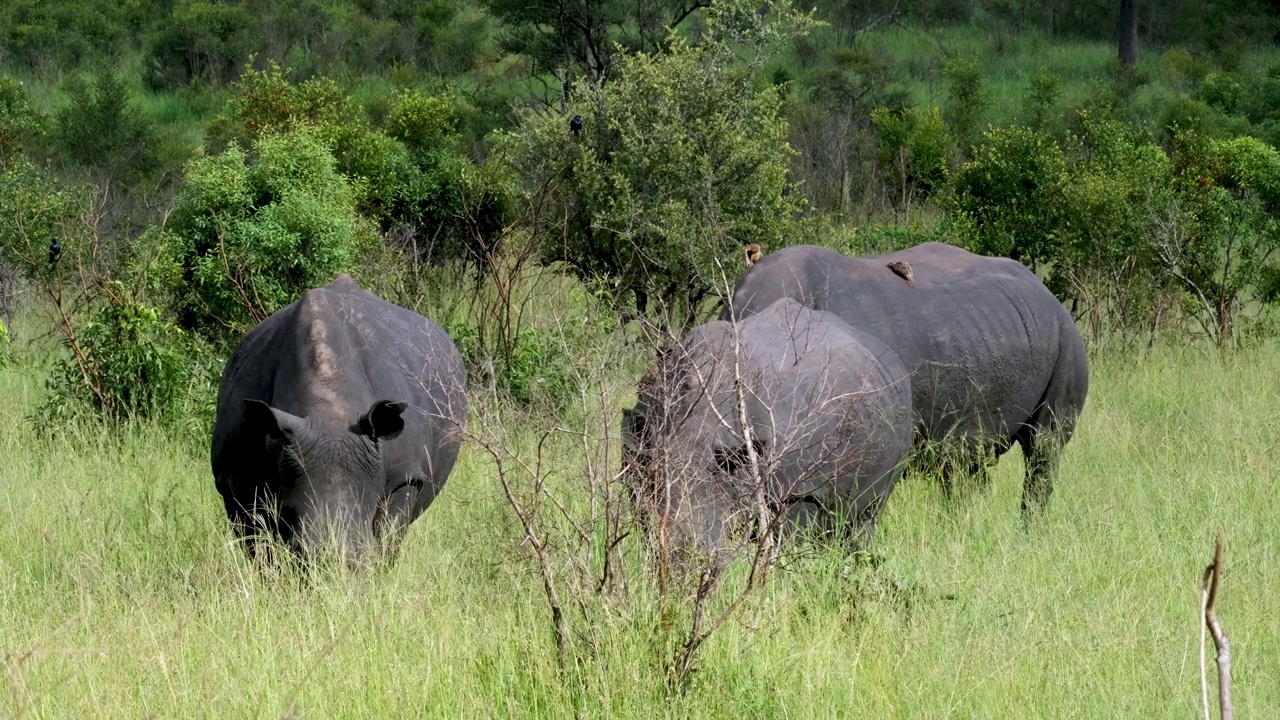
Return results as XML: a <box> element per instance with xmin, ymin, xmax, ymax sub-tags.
<box><xmin>48</xmin><ymin>240</ymin><xmax>61</xmax><ymax>266</ymax></box>
<box><xmin>886</xmin><ymin>260</ymin><xmax>914</xmax><ymax>287</ymax></box>
<box><xmin>569</xmin><ymin>115</ymin><xmax>583</xmax><ymax>136</ymax></box>
<box><xmin>744</xmin><ymin>243</ymin><xmax>764</xmax><ymax>267</ymax></box>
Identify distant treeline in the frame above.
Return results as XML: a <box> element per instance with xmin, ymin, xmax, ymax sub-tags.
<box><xmin>0</xmin><ymin>0</ymin><xmax>492</xmax><ymax>85</ymax></box>
<box><xmin>815</xmin><ymin>0</ymin><xmax>1280</xmax><ymax>49</ymax></box>
<box><xmin>2</xmin><ymin>0</ymin><xmax>1277</xmax><ymax>83</ymax></box>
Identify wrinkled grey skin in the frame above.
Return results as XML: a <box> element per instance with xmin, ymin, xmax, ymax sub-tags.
<box><xmin>724</xmin><ymin>243</ymin><xmax>1089</xmax><ymax>516</ymax></box>
<box><xmin>623</xmin><ymin>298</ymin><xmax>912</xmax><ymax>556</ymax></box>
<box><xmin>211</xmin><ymin>274</ymin><xmax>466</xmax><ymax>561</ymax></box>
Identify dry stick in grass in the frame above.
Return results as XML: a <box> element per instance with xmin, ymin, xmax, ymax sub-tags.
<box><xmin>1199</xmin><ymin>537</ymin><xmax>1232</xmax><ymax>720</ymax></box>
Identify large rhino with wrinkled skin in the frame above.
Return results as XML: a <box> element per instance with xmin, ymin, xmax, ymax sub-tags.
<box><xmin>211</xmin><ymin>274</ymin><xmax>466</xmax><ymax>561</ymax></box>
<box><xmin>622</xmin><ymin>298</ymin><xmax>912</xmax><ymax>555</ymax></box>
<box><xmin>724</xmin><ymin>242</ymin><xmax>1089</xmax><ymax>517</ymax></box>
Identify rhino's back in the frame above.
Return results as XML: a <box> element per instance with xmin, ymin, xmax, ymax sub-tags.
<box><xmin>729</xmin><ymin>244</ymin><xmax>1080</xmax><ymax>443</ymax></box>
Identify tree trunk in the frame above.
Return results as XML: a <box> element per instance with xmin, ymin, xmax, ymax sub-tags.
<box><xmin>1119</xmin><ymin>0</ymin><xmax>1139</xmax><ymax>68</ymax></box>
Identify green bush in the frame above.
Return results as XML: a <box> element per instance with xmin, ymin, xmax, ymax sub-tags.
<box><xmin>0</xmin><ymin>75</ymin><xmax>44</xmax><ymax>165</ymax></box>
<box><xmin>1242</xmin><ymin>68</ymin><xmax>1280</xmax><ymax>117</ymax></box>
<box><xmin>206</xmin><ymin>62</ymin><xmax>346</xmax><ymax>150</ymax></box>
<box><xmin>1159</xmin><ymin>133</ymin><xmax>1280</xmax><ymax>347</ymax></box>
<box><xmin>144</xmin><ymin>1</ymin><xmax>261</xmax><ymax>90</ymax></box>
<box><xmin>206</xmin><ymin>65</ymin><xmax>501</xmax><ymax>266</ymax></box>
<box><xmin>510</xmin><ymin>0</ymin><xmax>813</xmax><ymax>329</ymax></box>
<box><xmin>1199</xmin><ymin>72</ymin><xmax>1242</xmax><ymax>115</ymax></box>
<box><xmin>1023</xmin><ymin>66</ymin><xmax>1063</xmax><ymax>132</ymax></box>
<box><xmin>871</xmin><ymin>104</ymin><xmax>953</xmax><ymax>212</ymax></box>
<box><xmin>0</xmin><ymin>158</ymin><xmax>86</xmax><ymax>276</ymax></box>
<box><xmin>167</xmin><ymin>127</ymin><xmax>358</xmax><ymax>344</ymax></box>
<box><xmin>952</xmin><ymin>125</ymin><xmax>1066</xmax><ymax>267</ymax></box>
<box><xmin>1158</xmin><ymin>47</ymin><xmax>1208</xmax><ymax>91</ymax></box>
<box><xmin>0</xmin><ymin>0</ymin><xmax>133</xmax><ymax>71</ymax></box>
<box><xmin>386</xmin><ymin>89</ymin><xmax>458</xmax><ymax>156</ymax></box>
<box><xmin>51</xmin><ymin>73</ymin><xmax>157</xmax><ymax>180</ymax></box>
<box><xmin>40</xmin><ymin>300</ymin><xmax>208</xmax><ymax>424</ymax></box>
<box><xmin>943</xmin><ymin>55</ymin><xmax>988</xmax><ymax>148</ymax></box>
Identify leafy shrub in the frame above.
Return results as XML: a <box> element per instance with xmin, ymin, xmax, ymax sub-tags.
<box><xmin>943</xmin><ymin>56</ymin><xmax>988</xmax><ymax>148</ymax></box>
<box><xmin>144</xmin><ymin>1</ymin><xmax>261</xmax><ymax>90</ymax></box>
<box><xmin>0</xmin><ymin>0</ymin><xmax>133</xmax><ymax>71</ymax></box>
<box><xmin>1023</xmin><ymin>66</ymin><xmax>1062</xmax><ymax>131</ymax></box>
<box><xmin>510</xmin><ymin>0</ymin><xmax>813</xmax><ymax>329</ymax></box>
<box><xmin>40</xmin><ymin>300</ymin><xmax>208</xmax><ymax>424</ymax></box>
<box><xmin>167</xmin><ymin>127</ymin><xmax>357</xmax><ymax>344</ymax></box>
<box><xmin>445</xmin><ymin>320</ymin><xmax>566</xmax><ymax>411</ymax></box>
<box><xmin>1239</xmin><ymin>65</ymin><xmax>1280</xmax><ymax>134</ymax></box>
<box><xmin>51</xmin><ymin>73</ymin><xmax>157</xmax><ymax>180</ymax></box>
<box><xmin>1055</xmin><ymin>114</ymin><xmax>1174</xmax><ymax>329</ymax></box>
<box><xmin>0</xmin><ymin>158</ymin><xmax>86</xmax><ymax>275</ymax></box>
<box><xmin>871</xmin><ymin>104</ymin><xmax>953</xmax><ymax>212</ymax></box>
<box><xmin>1158</xmin><ymin>47</ymin><xmax>1207</xmax><ymax>91</ymax></box>
<box><xmin>1199</xmin><ymin>72</ymin><xmax>1242</xmax><ymax>115</ymax></box>
<box><xmin>207</xmin><ymin>65</ymin><xmax>501</xmax><ymax>266</ymax></box>
<box><xmin>1159</xmin><ymin>133</ymin><xmax>1280</xmax><ymax>347</ymax></box>
<box><xmin>205</xmin><ymin>62</ymin><xmax>346</xmax><ymax>150</ymax></box>
<box><xmin>0</xmin><ymin>75</ymin><xmax>44</xmax><ymax>165</ymax></box>
<box><xmin>952</xmin><ymin>125</ymin><xmax>1066</xmax><ymax>267</ymax></box>
<box><xmin>386</xmin><ymin>89</ymin><xmax>458</xmax><ymax>156</ymax></box>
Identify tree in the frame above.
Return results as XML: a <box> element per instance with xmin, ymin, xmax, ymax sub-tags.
<box><xmin>953</xmin><ymin>125</ymin><xmax>1067</xmax><ymax>269</ymax></box>
<box><xmin>166</xmin><ymin>127</ymin><xmax>359</xmax><ymax>344</ymax></box>
<box><xmin>1153</xmin><ymin>134</ymin><xmax>1280</xmax><ymax>349</ymax></box>
<box><xmin>1119</xmin><ymin>0</ymin><xmax>1139</xmax><ymax>69</ymax></box>
<box><xmin>507</xmin><ymin>0</ymin><xmax>814</xmax><ymax>332</ymax></box>
<box><xmin>482</xmin><ymin>0</ymin><xmax>712</xmax><ymax>105</ymax></box>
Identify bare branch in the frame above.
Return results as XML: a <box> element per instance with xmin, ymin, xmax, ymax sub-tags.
<box><xmin>1200</xmin><ymin>536</ymin><xmax>1232</xmax><ymax>720</ymax></box>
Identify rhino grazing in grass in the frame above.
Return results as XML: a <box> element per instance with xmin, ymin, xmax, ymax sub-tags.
<box><xmin>211</xmin><ymin>274</ymin><xmax>466</xmax><ymax>562</ymax></box>
<box><xmin>622</xmin><ymin>298</ymin><xmax>913</xmax><ymax>557</ymax></box>
<box><xmin>725</xmin><ymin>242</ymin><xmax>1089</xmax><ymax>517</ymax></box>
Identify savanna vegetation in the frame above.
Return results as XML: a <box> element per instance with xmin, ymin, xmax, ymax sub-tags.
<box><xmin>2</xmin><ymin>0</ymin><xmax>1278</xmax><ymax>715</ymax></box>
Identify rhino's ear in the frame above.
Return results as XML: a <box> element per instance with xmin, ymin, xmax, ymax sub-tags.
<box><xmin>359</xmin><ymin>400</ymin><xmax>407</xmax><ymax>441</ymax></box>
<box><xmin>243</xmin><ymin>399</ymin><xmax>306</xmax><ymax>442</ymax></box>
<box><xmin>621</xmin><ymin>407</ymin><xmax>645</xmax><ymax>451</ymax></box>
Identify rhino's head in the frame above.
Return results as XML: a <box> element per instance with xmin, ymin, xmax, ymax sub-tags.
<box><xmin>242</xmin><ymin>398</ymin><xmax>418</xmax><ymax>562</ymax></box>
<box><xmin>621</xmin><ymin>356</ymin><xmax>770</xmax><ymax>561</ymax></box>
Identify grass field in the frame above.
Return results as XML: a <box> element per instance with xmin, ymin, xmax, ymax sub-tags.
<box><xmin>1</xmin><ymin>337</ymin><xmax>1277</xmax><ymax>718</ymax></box>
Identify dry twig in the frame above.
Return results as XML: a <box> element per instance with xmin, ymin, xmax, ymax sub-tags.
<box><xmin>1200</xmin><ymin>537</ymin><xmax>1232</xmax><ymax>720</ymax></box>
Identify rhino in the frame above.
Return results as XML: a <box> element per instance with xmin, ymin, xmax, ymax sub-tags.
<box><xmin>725</xmin><ymin>242</ymin><xmax>1089</xmax><ymax>517</ymax></box>
<box><xmin>211</xmin><ymin>274</ymin><xmax>466</xmax><ymax>561</ymax></box>
<box><xmin>622</xmin><ymin>298</ymin><xmax>912</xmax><ymax>556</ymax></box>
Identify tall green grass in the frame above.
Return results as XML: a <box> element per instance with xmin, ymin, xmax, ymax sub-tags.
<box><xmin>2</xmin><ymin>339</ymin><xmax>1277</xmax><ymax>717</ymax></box>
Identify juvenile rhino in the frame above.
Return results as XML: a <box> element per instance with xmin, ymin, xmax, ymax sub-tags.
<box><xmin>622</xmin><ymin>298</ymin><xmax>912</xmax><ymax>556</ymax></box>
<box><xmin>211</xmin><ymin>275</ymin><xmax>466</xmax><ymax>561</ymax></box>
<box><xmin>726</xmin><ymin>242</ymin><xmax>1089</xmax><ymax>516</ymax></box>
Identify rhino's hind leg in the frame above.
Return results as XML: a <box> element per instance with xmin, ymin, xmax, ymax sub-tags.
<box><xmin>932</xmin><ymin>441</ymin><xmax>996</xmax><ymax>503</ymax></box>
<box><xmin>1017</xmin><ymin>416</ymin><xmax>1068</xmax><ymax>520</ymax></box>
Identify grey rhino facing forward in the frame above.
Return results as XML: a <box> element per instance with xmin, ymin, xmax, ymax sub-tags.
<box><xmin>211</xmin><ymin>274</ymin><xmax>467</xmax><ymax>561</ymax></box>
<box><xmin>623</xmin><ymin>298</ymin><xmax>912</xmax><ymax>556</ymax></box>
<box><xmin>725</xmin><ymin>243</ymin><xmax>1089</xmax><ymax>517</ymax></box>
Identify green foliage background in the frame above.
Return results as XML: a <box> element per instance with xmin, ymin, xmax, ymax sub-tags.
<box><xmin>1</xmin><ymin>0</ymin><xmax>1280</xmax><ymax>713</ymax></box>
